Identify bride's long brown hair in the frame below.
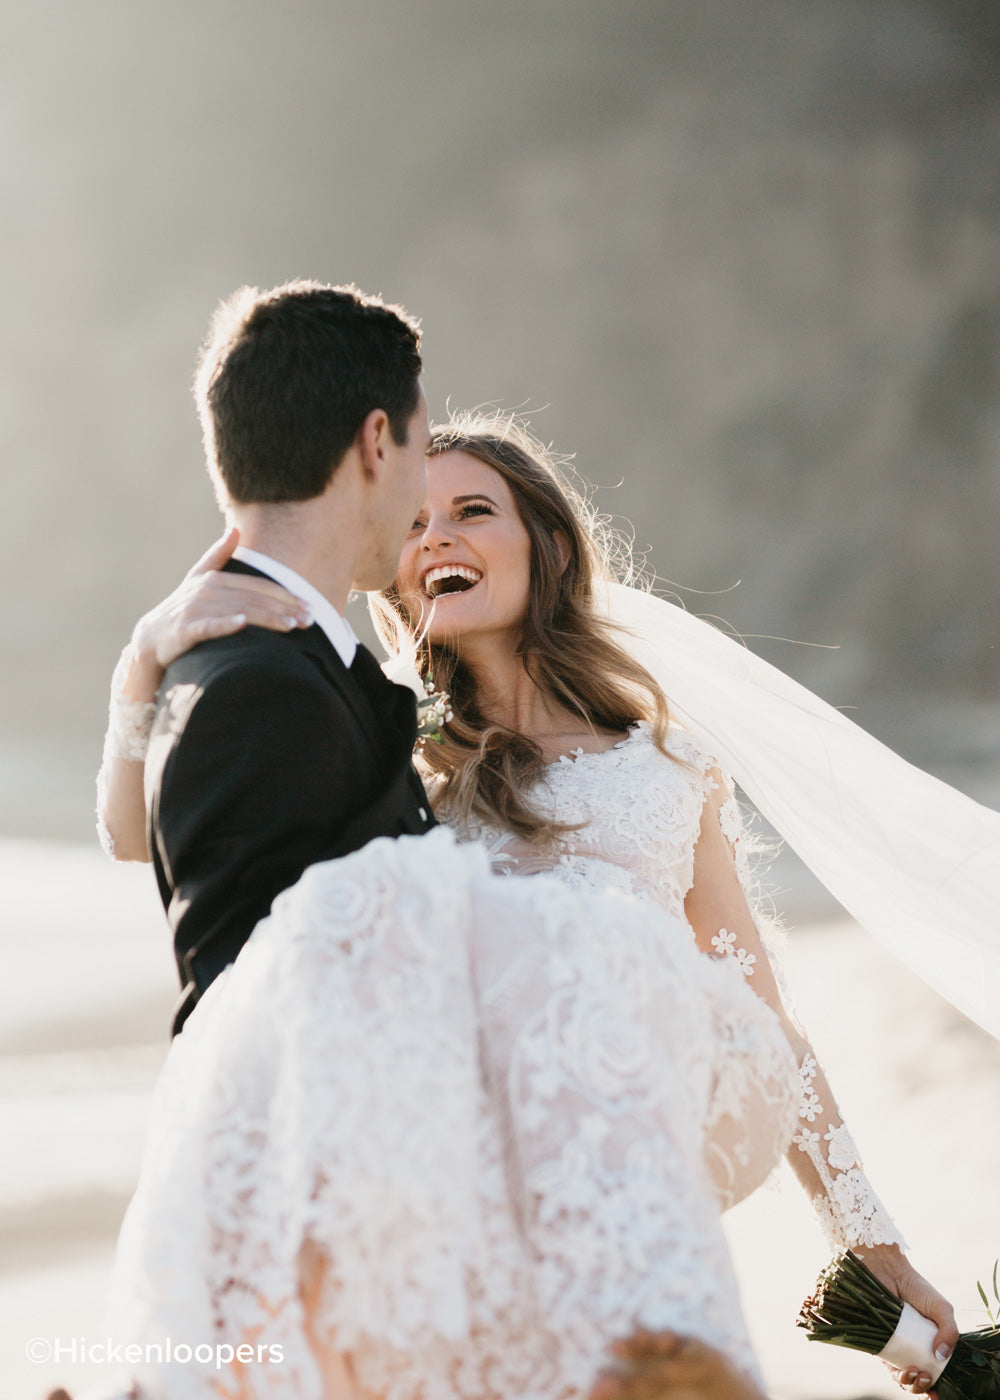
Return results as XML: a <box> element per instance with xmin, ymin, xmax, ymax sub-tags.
<box><xmin>370</xmin><ymin>410</ymin><xmax>677</xmax><ymax>844</ymax></box>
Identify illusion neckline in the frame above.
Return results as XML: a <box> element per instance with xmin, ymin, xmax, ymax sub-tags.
<box><xmin>547</xmin><ymin>722</ymin><xmax>646</xmax><ymax>769</ymax></box>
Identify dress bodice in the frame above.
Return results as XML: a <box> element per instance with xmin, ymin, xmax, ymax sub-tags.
<box><xmin>457</xmin><ymin>722</ymin><xmax>728</xmax><ymax>921</ymax></box>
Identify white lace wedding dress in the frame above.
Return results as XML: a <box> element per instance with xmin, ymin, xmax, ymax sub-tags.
<box><xmin>104</xmin><ymin>722</ymin><xmax>903</xmax><ymax>1400</ymax></box>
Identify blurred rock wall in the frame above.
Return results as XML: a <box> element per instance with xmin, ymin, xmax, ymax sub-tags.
<box><xmin>2</xmin><ymin>0</ymin><xmax>998</xmax><ymax>835</ymax></box>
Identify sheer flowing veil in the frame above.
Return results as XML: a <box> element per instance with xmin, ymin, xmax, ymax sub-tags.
<box><xmin>604</xmin><ymin>582</ymin><xmax>1000</xmax><ymax>1040</ymax></box>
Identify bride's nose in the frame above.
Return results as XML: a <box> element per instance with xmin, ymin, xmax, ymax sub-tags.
<box><xmin>420</xmin><ymin>516</ymin><xmax>456</xmax><ymax>550</ymax></box>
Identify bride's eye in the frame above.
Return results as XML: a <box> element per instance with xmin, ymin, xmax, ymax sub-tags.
<box><xmin>408</xmin><ymin>517</ymin><xmax>427</xmax><ymax>535</ymax></box>
<box><xmin>457</xmin><ymin>501</ymin><xmax>495</xmax><ymax>520</ymax></box>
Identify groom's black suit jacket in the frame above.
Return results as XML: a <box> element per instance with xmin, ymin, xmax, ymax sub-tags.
<box><xmin>145</xmin><ymin>559</ymin><xmax>436</xmax><ymax>1035</ymax></box>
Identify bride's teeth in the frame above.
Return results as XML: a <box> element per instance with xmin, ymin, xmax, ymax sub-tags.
<box><xmin>423</xmin><ymin>565</ymin><xmax>483</xmax><ymax>595</ymax></box>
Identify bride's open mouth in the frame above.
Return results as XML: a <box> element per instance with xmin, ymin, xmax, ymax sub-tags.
<box><xmin>421</xmin><ymin>565</ymin><xmax>483</xmax><ymax>600</ymax></box>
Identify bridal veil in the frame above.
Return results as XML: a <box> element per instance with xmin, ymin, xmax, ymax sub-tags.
<box><xmin>603</xmin><ymin>582</ymin><xmax>1000</xmax><ymax>1040</ymax></box>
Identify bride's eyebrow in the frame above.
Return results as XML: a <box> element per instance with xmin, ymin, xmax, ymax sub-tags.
<box><xmin>452</xmin><ymin>494</ymin><xmax>499</xmax><ymax>506</ymax></box>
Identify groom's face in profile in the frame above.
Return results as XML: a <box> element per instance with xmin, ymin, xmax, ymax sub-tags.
<box><xmin>356</xmin><ymin>385</ymin><xmax>432</xmax><ymax>592</ymax></box>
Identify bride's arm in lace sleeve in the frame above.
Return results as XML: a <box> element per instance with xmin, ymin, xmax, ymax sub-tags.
<box><xmin>97</xmin><ymin>643</ymin><xmax>161</xmax><ymax>861</ymax></box>
<box><xmin>96</xmin><ymin>530</ymin><xmax>310</xmax><ymax>860</ymax></box>
<box><xmin>683</xmin><ymin>766</ymin><xmax>958</xmax><ymax>1391</ymax></box>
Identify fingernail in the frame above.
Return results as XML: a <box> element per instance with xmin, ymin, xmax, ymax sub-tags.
<box><xmin>283</xmin><ymin>616</ymin><xmax>300</xmax><ymax>629</ymax></box>
<box><xmin>935</xmin><ymin>1343</ymin><xmax>952</xmax><ymax>1361</ymax></box>
<box><xmin>231</xmin><ymin>613</ymin><xmax>247</xmax><ymax>626</ymax></box>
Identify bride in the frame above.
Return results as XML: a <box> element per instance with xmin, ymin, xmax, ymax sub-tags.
<box><xmin>98</xmin><ymin>412</ymin><xmax>965</xmax><ymax>1398</ymax></box>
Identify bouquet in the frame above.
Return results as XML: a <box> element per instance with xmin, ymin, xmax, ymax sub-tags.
<box><xmin>796</xmin><ymin>1252</ymin><xmax>1000</xmax><ymax>1398</ymax></box>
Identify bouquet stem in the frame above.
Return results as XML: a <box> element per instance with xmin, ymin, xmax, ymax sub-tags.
<box><xmin>796</xmin><ymin>1252</ymin><xmax>1000</xmax><ymax>1399</ymax></box>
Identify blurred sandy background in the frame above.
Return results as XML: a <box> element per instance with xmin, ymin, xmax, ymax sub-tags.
<box><xmin>1</xmin><ymin>2</ymin><xmax>998</xmax><ymax>1397</ymax></box>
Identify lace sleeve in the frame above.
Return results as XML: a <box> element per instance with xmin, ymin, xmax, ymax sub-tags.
<box><xmin>689</xmin><ymin>770</ymin><xmax>907</xmax><ymax>1253</ymax></box>
<box><xmin>96</xmin><ymin>647</ymin><xmax>156</xmax><ymax>859</ymax></box>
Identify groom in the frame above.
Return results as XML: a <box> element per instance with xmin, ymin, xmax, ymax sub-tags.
<box><xmin>145</xmin><ymin>280</ymin><xmax>436</xmax><ymax>1034</ymax></box>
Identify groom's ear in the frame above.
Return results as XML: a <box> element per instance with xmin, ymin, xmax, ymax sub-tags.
<box><xmin>357</xmin><ymin>407</ymin><xmax>392</xmax><ymax>483</ymax></box>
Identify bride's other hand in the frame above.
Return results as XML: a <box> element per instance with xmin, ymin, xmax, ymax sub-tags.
<box><xmin>855</xmin><ymin>1243</ymin><xmax>957</xmax><ymax>1396</ymax></box>
<box><xmin>122</xmin><ymin>528</ymin><xmax>311</xmax><ymax>702</ymax></box>
<box><xmin>589</xmin><ymin>1329</ymin><xmax>769</xmax><ymax>1400</ymax></box>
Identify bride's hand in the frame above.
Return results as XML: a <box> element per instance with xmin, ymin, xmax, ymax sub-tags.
<box><xmin>855</xmin><ymin>1243</ymin><xmax>958</xmax><ymax>1396</ymax></box>
<box><xmin>122</xmin><ymin>528</ymin><xmax>311</xmax><ymax>701</ymax></box>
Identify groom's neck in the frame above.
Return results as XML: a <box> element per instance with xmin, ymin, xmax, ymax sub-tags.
<box><xmin>229</xmin><ymin>498</ymin><xmax>357</xmax><ymax>615</ymax></box>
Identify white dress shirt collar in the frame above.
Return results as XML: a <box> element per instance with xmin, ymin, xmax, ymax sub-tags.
<box><xmin>232</xmin><ymin>546</ymin><xmax>358</xmax><ymax>668</ymax></box>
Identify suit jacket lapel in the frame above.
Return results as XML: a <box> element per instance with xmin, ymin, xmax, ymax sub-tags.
<box><xmin>349</xmin><ymin>643</ymin><xmax>419</xmax><ymax>752</ymax></box>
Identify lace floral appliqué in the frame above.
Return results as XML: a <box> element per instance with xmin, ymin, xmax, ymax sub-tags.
<box><xmin>711</xmin><ymin>928</ymin><xmax>756</xmax><ymax>977</ymax></box>
<box><xmin>792</xmin><ymin>1053</ymin><xmax>905</xmax><ymax>1252</ymax></box>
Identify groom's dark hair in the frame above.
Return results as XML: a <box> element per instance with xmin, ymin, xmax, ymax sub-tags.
<box><xmin>195</xmin><ymin>280</ymin><xmax>423</xmax><ymax>503</ymax></box>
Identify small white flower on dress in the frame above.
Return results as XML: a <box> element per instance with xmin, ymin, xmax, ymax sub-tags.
<box><xmin>733</xmin><ymin>947</ymin><xmax>756</xmax><ymax>977</ymax></box>
<box><xmin>797</xmin><ymin>1053</ymin><xmax>822</xmax><ymax>1121</ymax></box>
<box><xmin>711</xmin><ymin>928</ymin><xmax>737</xmax><ymax>956</ymax></box>
<box><xmin>823</xmin><ymin>1122</ymin><xmax>860</xmax><ymax>1173</ymax></box>
<box><xmin>812</xmin><ymin>1193</ymin><xmax>850</xmax><ymax>1253</ymax></box>
<box><xmin>793</xmin><ymin>1127</ymin><xmax>821</xmax><ymax>1154</ymax></box>
<box><xmin>718</xmin><ymin>796</ymin><xmax>743</xmax><ymax>847</ymax></box>
<box><xmin>711</xmin><ymin>927</ymin><xmax>755</xmax><ymax>975</ymax></box>
<box><xmin>799</xmin><ymin>1091</ymin><xmax>822</xmax><ymax>1123</ymax></box>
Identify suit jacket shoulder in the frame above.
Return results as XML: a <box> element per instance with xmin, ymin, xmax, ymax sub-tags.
<box><xmin>148</xmin><ymin>621</ymin><xmax>435</xmax><ymax>1033</ymax></box>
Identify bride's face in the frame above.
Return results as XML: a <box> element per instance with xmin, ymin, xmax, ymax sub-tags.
<box><xmin>395</xmin><ymin>450</ymin><xmax>533</xmax><ymax>649</ymax></box>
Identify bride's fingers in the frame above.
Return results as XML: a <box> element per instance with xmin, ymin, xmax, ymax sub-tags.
<box><xmin>910</xmin><ymin>1283</ymin><xmax>958</xmax><ymax>1363</ymax></box>
<box><xmin>886</xmin><ymin>1364</ymin><xmax>939</xmax><ymax>1396</ymax></box>
<box><xmin>185</xmin><ymin>526</ymin><xmax>241</xmax><ymax>579</ymax></box>
<box><xmin>898</xmin><ymin>1258</ymin><xmax>958</xmax><ymax>1357</ymax></box>
<box><xmin>882</xmin><ymin>1363</ymin><xmax>930</xmax><ymax>1393</ymax></box>
<box><xmin>210</xmin><ymin>570</ymin><xmax>310</xmax><ymax>611</ymax></box>
<box><xmin>186</xmin><ymin>613</ymin><xmax>250</xmax><ymax>642</ymax></box>
<box><xmin>896</xmin><ymin>1286</ymin><xmax>957</xmax><ymax>1386</ymax></box>
<box><xmin>860</xmin><ymin>1249</ymin><xmax>957</xmax><ymax>1385</ymax></box>
<box><xmin>181</xmin><ymin>572</ymin><xmax>311</xmax><ymax>630</ymax></box>
<box><xmin>171</xmin><ymin>608</ymin><xmax>299</xmax><ymax>654</ymax></box>
<box><xmin>132</xmin><ymin>571</ymin><xmax>313</xmax><ymax>673</ymax></box>
<box><xmin>157</xmin><ymin>604</ymin><xmax>295</xmax><ymax>666</ymax></box>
